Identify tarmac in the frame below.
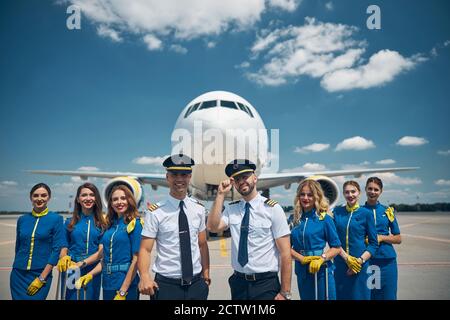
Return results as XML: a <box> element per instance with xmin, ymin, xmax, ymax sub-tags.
<box><xmin>1</xmin><ymin>212</ymin><xmax>449</xmax><ymax>300</ymax></box>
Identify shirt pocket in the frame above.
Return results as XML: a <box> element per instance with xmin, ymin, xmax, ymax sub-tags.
<box><xmin>158</xmin><ymin>223</ymin><xmax>178</xmax><ymax>244</ymax></box>
<box><xmin>249</xmin><ymin>220</ymin><xmax>272</xmax><ymax>238</ymax></box>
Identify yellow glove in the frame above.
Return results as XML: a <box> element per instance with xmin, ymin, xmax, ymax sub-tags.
<box><xmin>57</xmin><ymin>255</ymin><xmax>72</xmax><ymax>272</ymax></box>
<box><xmin>346</xmin><ymin>255</ymin><xmax>362</xmax><ymax>273</ymax></box>
<box><xmin>126</xmin><ymin>218</ymin><xmax>136</xmax><ymax>233</ymax></box>
<box><xmin>385</xmin><ymin>207</ymin><xmax>395</xmax><ymax>222</ymax></box>
<box><xmin>27</xmin><ymin>277</ymin><xmax>45</xmax><ymax>296</ymax></box>
<box><xmin>114</xmin><ymin>291</ymin><xmax>127</xmax><ymax>300</ymax></box>
<box><xmin>75</xmin><ymin>274</ymin><xmax>93</xmax><ymax>289</ymax></box>
<box><xmin>301</xmin><ymin>256</ymin><xmax>321</xmax><ymax>265</ymax></box>
<box><xmin>309</xmin><ymin>258</ymin><xmax>325</xmax><ymax>273</ymax></box>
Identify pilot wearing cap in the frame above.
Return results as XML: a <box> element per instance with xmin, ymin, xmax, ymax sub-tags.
<box><xmin>138</xmin><ymin>154</ymin><xmax>211</xmax><ymax>300</ymax></box>
<box><xmin>207</xmin><ymin>159</ymin><xmax>292</xmax><ymax>300</ymax></box>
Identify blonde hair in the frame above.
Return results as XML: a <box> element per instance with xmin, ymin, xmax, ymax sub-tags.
<box><xmin>293</xmin><ymin>179</ymin><xmax>329</xmax><ymax>225</ymax></box>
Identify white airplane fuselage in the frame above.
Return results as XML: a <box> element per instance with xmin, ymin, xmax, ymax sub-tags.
<box><xmin>172</xmin><ymin>91</ymin><xmax>269</xmax><ymax>200</ymax></box>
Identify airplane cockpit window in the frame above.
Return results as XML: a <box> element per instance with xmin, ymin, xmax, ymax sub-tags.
<box><xmin>237</xmin><ymin>102</ymin><xmax>254</xmax><ymax>118</ymax></box>
<box><xmin>199</xmin><ymin>100</ymin><xmax>217</xmax><ymax>110</ymax></box>
<box><xmin>184</xmin><ymin>102</ymin><xmax>200</xmax><ymax>118</ymax></box>
<box><xmin>220</xmin><ymin>100</ymin><xmax>238</xmax><ymax>109</ymax></box>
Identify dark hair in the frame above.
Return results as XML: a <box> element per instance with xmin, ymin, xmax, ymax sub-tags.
<box><xmin>68</xmin><ymin>183</ymin><xmax>107</xmax><ymax>231</ymax></box>
<box><xmin>30</xmin><ymin>183</ymin><xmax>51</xmax><ymax>198</ymax></box>
<box><xmin>343</xmin><ymin>180</ymin><xmax>361</xmax><ymax>192</ymax></box>
<box><xmin>366</xmin><ymin>176</ymin><xmax>383</xmax><ymax>190</ymax></box>
<box><xmin>106</xmin><ymin>185</ymin><xmax>139</xmax><ymax>228</ymax></box>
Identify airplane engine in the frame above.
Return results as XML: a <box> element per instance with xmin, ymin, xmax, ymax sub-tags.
<box><xmin>103</xmin><ymin>176</ymin><xmax>144</xmax><ymax>209</ymax></box>
<box><xmin>303</xmin><ymin>176</ymin><xmax>339</xmax><ymax>208</ymax></box>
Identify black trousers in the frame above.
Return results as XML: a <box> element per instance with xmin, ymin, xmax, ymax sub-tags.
<box><xmin>152</xmin><ymin>273</ymin><xmax>209</xmax><ymax>300</ymax></box>
<box><xmin>228</xmin><ymin>272</ymin><xmax>280</xmax><ymax>300</ymax></box>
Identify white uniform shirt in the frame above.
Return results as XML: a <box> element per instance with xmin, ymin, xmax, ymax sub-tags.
<box><xmin>221</xmin><ymin>193</ymin><xmax>290</xmax><ymax>274</ymax></box>
<box><xmin>142</xmin><ymin>195</ymin><xmax>207</xmax><ymax>278</ymax></box>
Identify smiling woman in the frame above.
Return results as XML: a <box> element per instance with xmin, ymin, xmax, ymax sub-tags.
<box><xmin>10</xmin><ymin>183</ymin><xmax>65</xmax><ymax>300</ymax></box>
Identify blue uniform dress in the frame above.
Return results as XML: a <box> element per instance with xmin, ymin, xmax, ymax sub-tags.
<box><xmin>363</xmin><ymin>202</ymin><xmax>401</xmax><ymax>300</ymax></box>
<box><xmin>291</xmin><ymin>209</ymin><xmax>341</xmax><ymax>300</ymax></box>
<box><xmin>10</xmin><ymin>211</ymin><xmax>65</xmax><ymax>300</ymax></box>
<box><xmin>332</xmin><ymin>205</ymin><xmax>378</xmax><ymax>300</ymax></box>
<box><xmin>101</xmin><ymin>216</ymin><xmax>142</xmax><ymax>300</ymax></box>
<box><xmin>62</xmin><ymin>214</ymin><xmax>103</xmax><ymax>300</ymax></box>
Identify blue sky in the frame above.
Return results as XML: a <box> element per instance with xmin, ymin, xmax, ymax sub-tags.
<box><xmin>1</xmin><ymin>0</ymin><xmax>449</xmax><ymax>211</ymax></box>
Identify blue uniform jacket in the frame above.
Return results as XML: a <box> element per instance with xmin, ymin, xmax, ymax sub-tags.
<box><xmin>13</xmin><ymin>211</ymin><xmax>65</xmax><ymax>270</ymax></box>
<box><xmin>291</xmin><ymin>209</ymin><xmax>341</xmax><ymax>274</ymax></box>
<box><xmin>332</xmin><ymin>205</ymin><xmax>378</xmax><ymax>258</ymax></box>
<box><xmin>64</xmin><ymin>214</ymin><xmax>103</xmax><ymax>261</ymax></box>
<box><xmin>363</xmin><ymin>202</ymin><xmax>400</xmax><ymax>259</ymax></box>
<box><xmin>101</xmin><ymin>216</ymin><xmax>142</xmax><ymax>290</ymax></box>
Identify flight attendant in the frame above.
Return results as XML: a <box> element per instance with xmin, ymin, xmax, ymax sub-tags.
<box><xmin>57</xmin><ymin>183</ymin><xmax>107</xmax><ymax>300</ymax></box>
<box><xmin>363</xmin><ymin>177</ymin><xmax>401</xmax><ymax>300</ymax></box>
<box><xmin>75</xmin><ymin>185</ymin><xmax>142</xmax><ymax>300</ymax></box>
<box><xmin>10</xmin><ymin>183</ymin><xmax>65</xmax><ymax>300</ymax></box>
<box><xmin>332</xmin><ymin>180</ymin><xmax>378</xmax><ymax>300</ymax></box>
<box><xmin>290</xmin><ymin>179</ymin><xmax>341</xmax><ymax>300</ymax></box>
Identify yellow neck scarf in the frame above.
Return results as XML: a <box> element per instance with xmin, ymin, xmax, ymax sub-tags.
<box><xmin>32</xmin><ymin>207</ymin><xmax>49</xmax><ymax>217</ymax></box>
<box><xmin>345</xmin><ymin>203</ymin><xmax>359</xmax><ymax>213</ymax></box>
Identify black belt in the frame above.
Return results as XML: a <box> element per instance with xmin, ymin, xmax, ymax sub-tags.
<box><xmin>233</xmin><ymin>271</ymin><xmax>278</xmax><ymax>281</ymax></box>
<box><xmin>155</xmin><ymin>273</ymin><xmax>202</xmax><ymax>286</ymax></box>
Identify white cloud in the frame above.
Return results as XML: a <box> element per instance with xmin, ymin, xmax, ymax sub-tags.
<box><xmin>78</xmin><ymin>166</ymin><xmax>99</xmax><ymax>171</ymax></box>
<box><xmin>282</xmin><ymin>163</ymin><xmax>327</xmax><ymax>172</ymax></box>
<box><xmin>236</xmin><ymin>61</ymin><xmax>251</xmax><ymax>69</ymax></box>
<box><xmin>435</xmin><ymin>179</ymin><xmax>450</xmax><ymax>186</ymax></box>
<box><xmin>375</xmin><ymin>159</ymin><xmax>396</xmax><ymax>165</ymax></box>
<box><xmin>97</xmin><ymin>24</ymin><xmax>123</xmax><ymax>42</ymax></box>
<box><xmin>65</xmin><ymin>0</ymin><xmax>298</xmax><ymax>48</ymax></box>
<box><xmin>335</xmin><ymin>136</ymin><xmax>375</xmax><ymax>151</ymax></box>
<box><xmin>207</xmin><ymin>41</ymin><xmax>216</xmax><ymax>48</ymax></box>
<box><xmin>169</xmin><ymin>44</ymin><xmax>188</xmax><ymax>54</ymax></box>
<box><xmin>247</xmin><ymin>17</ymin><xmax>424</xmax><ymax>91</ymax></box>
<box><xmin>362</xmin><ymin>172</ymin><xmax>421</xmax><ymax>186</ymax></box>
<box><xmin>445</xmin><ymin>40</ymin><xmax>450</xmax><ymax>47</ymax></box>
<box><xmin>321</xmin><ymin>50</ymin><xmax>424</xmax><ymax>92</ymax></box>
<box><xmin>325</xmin><ymin>2</ymin><xmax>333</xmax><ymax>10</ymax></box>
<box><xmin>268</xmin><ymin>0</ymin><xmax>301</xmax><ymax>12</ymax></box>
<box><xmin>247</xmin><ymin>18</ymin><xmax>366</xmax><ymax>86</ymax></box>
<box><xmin>294</xmin><ymin>143</ymin><xmax>330</xmax><ymax>154</ymax></box>
<box><xmin>143</xmin><ymin>34</ymin><xmax>163</xmax><ymax>51</ymax></box>
<box><xmin>1</xmin><ymin>181</ymin><xmax>18</xmax><ymax>186</ymax></box>
<box><xmin>396</xmin><ymin>136</ymin><xmax>429</xmax><ymax>147</ymax></box>
<box><xmin>437</xmin><ymin>150</ymin><xmax>450</xmax><ymax>156</ymax></box>
<box><xmin>133</xmin><ymin>155</ymin><xmax>169</xmax><ymax>165</ymax></box>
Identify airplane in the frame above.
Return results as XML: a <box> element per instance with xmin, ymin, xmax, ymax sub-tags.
<box><xmin>30</xmin><ymin>90</ymin><xmax>418</xmax><ymax>208</ymax></box>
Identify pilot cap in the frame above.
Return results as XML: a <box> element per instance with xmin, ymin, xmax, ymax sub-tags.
<box><xmin>225</xmin><ymin>159</ymin><xmax>256</xmax><ymax>178</ymax></box>
<box><xmin>163</xmin><ymin>154</ymin><xmax>195</xmax><ymax>174</ymax></box>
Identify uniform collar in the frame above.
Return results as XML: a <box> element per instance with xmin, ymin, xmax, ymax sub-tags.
<box><xmin>241</xmin><ymin>193</ymin><xmax>261</xmax><ymax>210</ymax></box>
<box><xmin>345</xmin><ymin>203</ymin><xmax>360</xmax><ymax>213</ymax></box>
<box><xmin>168</xmin><ymin>194</ymin><xmax>188</xmax><ymax>210</ymax></box>
<box><xmin>303</xmin><ymin>208</ymin><xmax>316</xmax><ymax>219</ymax></box>
<box><xmin>80</xmin><ymin>211</ymin><xmax>93</xmax><ymax>220</ymax></box>
<box><xmin>32</xmin><ymin>207</ymin><xmax>49</xmax><ymax>217</ymax></box>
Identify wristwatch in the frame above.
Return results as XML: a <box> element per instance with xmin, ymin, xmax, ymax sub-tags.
<box><xmin>358</xmin><ymin>257</ymin><xmax>365</xmax><ymax>264</ymax></box>
<box><xmin>280</xmin><ymin>291</ymin><xmax>292</xmax><ymax>300</ymax></box>
<box><xmin>38</xmin><ymin>275</ymin><xmax>46</xmax><ymax>283</ymax></box>
<box><xmin>81</xmin><ymin>260</ymin><xmax>87</xmax><ymax>268</ymax></box>
<box><xmin>119</xmin><ymin>290</ymin><xmax>127</xmax><ymax>297</ymax></box>
<box><xmin>321</xmin><ymin>253</ymin><xmax>327</xmax><ymax>261</ymax></box>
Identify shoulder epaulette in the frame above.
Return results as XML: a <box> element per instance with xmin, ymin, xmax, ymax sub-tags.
<box><xmin>385</xmin><ymin>206</ymin><xmax>395</xmax><ymax>222</ymax></box>
<box><xmin>147</xmin><ymin>203</ymin><xmax>160</xmax><ymax>212</ymax></box>
<box><xmin>127</xmin><ymin>218</ymin><xmax>136</xmax><ymax>233</ymax></box>
<box><xmin>264</xmin><ymin>199</ymin><xmax>278</xmax><ymax>207</ymax></box>
<box><xmin>229</xmin><ymin>200</ymin><xmax>240</xmax><ymax>205</ymax></box>
<box><xmin>318</xmin><ymin>211</ymin><xmax>327</xmax><ymax>220</ymax></box>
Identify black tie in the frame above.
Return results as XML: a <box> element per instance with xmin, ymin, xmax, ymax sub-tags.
<box><xmin>178</xmin><ymin>200</ymin><xmax>193</xmax><ymax>283</ymax></box>
<box><xmin>238</xmin><ymin>202</ymin><xmax>250</xmax><ymax>267</ymax></box>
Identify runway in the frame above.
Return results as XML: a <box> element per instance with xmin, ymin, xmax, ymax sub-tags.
<box><xmin>1</xmin><ymin>212</ymin><xmax>449</xmax><ymax>300</ymax></box>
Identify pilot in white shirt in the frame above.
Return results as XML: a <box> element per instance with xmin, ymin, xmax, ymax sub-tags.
<box><xmin>207</xmin><ymin>159</ymin><xmax>292</xmax><ymax>300</ymax></box>
<box><xmin>138</xmin><ymin>154</ymin><xmax>210</xmax><ymax>300</ymax></box>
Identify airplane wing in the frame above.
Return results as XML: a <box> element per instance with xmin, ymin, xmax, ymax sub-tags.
<box><xmin>28</xmin><ymin>170</ymin><xmax>169</xmax><ymax>187</ymax></box>
<box><xmin>257</xmin><ymin>167</ymin><xmax>419</xmax><ymax>190</ymax></box>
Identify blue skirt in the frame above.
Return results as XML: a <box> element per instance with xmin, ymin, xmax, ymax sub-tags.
<box><xmin>60</xmin><ymin>264</ymin><xmax>102</xmax><ymax>300</ymax></box>
<box><xmin>10</xmin><ymin>268</ymin><xmax>53</xmax><ymax>300</ymax></box>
